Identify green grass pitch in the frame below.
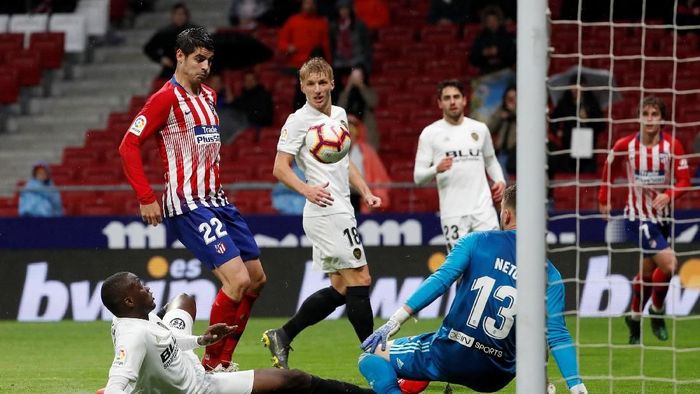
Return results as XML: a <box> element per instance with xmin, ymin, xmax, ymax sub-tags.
<box><xmin>1</xmin><ymin>317</ymin><xmax>698</xmax><ymax>393</ymax></box>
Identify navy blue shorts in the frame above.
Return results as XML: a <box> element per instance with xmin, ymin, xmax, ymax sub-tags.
<box><xmin>625</xmin><ymin>219</ymin><xmax>670</xmax><ymax>257</ymax></box>
<box><xmin>165</xmin><ymin>204</ymin><xmax>260</xmax><ymax>270</ymax></box>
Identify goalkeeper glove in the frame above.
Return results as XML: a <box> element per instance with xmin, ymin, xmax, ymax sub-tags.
<box><xmin>569</xmin><ymin>383</ymin><xmax>587</xmax><ymax>394</ymax></box>
<box><xmin>360</xmin><ymin>307</ymin><xmax>411</xmax><ymax>353</ymax></box>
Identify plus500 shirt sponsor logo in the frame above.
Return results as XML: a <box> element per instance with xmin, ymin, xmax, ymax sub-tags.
<box><xmin>194</xmin><ymin>125</ymin><xmax>220</xmax><ymax>144</ymax></box>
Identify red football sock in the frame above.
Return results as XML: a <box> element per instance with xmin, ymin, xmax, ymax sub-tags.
<box><xmin>202</xmin><ymin>288</ymin><xmax>240</xmax><ymax>369</ymax></box>
<box><xmin>651</xmin><ymin>268</ymin><xmax>672</xmax><ymax>310</ymax></box>
<box><xmin>220</xmin><ymin>292</ymin><xmax>259</xmax><ymax>363</ymax></box>
<box><xmin>630</xmin><ymin>273</ymin><xmax>652</xmax><ymax>315</ymax></box>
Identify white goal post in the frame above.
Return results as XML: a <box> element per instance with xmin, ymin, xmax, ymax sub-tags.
<box><xmin>516</xmin><ymin>0</ymin><xmax>548</xmax><ymax>393</ymax></box>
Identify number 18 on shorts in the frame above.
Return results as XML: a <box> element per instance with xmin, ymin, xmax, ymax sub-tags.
<box><xmin>303</xmin><ymin>213</ymin><xmax>367</xmax><ymax>273</ymax></box>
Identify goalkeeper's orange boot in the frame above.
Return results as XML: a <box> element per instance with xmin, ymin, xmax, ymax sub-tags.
<box><xmin>398</xmin><ymin>378</ymin><xmax>430</xmax><ymax>394</ymax></box>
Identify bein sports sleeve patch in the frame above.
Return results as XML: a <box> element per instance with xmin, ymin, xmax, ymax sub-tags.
<box><xmin>129</xmin><ymin>115</ymin><xmax>147</xmax><ymax>136</ymax></box>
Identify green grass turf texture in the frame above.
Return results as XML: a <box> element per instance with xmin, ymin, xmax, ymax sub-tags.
<box><xmin>1</xmin><ymin>317</ymin><xmax>698</xmax><ymax>393</ymax></box>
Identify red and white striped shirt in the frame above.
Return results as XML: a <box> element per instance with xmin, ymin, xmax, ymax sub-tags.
<box><xmin>598</xmin><ymin>132</ymin><xmax>690</xmax><ymax>222</ymax></box>
<box><xmin>119</xmin><ymin>78</ymin><xmax>228</xmax><ymax>217</ymax></box>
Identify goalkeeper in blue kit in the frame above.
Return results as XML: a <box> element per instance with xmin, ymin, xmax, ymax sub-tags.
<box><xmin>359</xmin><ymin>185</ymin><xmax>587</xmax><ymax>393</ymax></box>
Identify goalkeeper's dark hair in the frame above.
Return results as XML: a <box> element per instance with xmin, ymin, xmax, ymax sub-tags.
<box><xmin>437</xmin><ymin>79</ymin><xmax>464</xmax><ymax>98</ymax></box>
<box><xmin>641</xmin><ymin>96</ymin><xmax>667</xmax><ymax>120</ymax></box>
<box><xmin>176</xmin><ymin>27</ymin><xmax>214</xmax><ymax>56</ymax></box>
<box><xmin>101</xmin><ymin>272</ymin><xmax>132</xmax><ymax>315</ymax></box>
<box><xmin>502</xmin><ymin>184</ymin><xmax>516</xmax><ymax>211</ymax></box>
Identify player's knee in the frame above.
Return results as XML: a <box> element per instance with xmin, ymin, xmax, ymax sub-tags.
<box><xmin>225</xmin><ymin>275</ymin><xmax>251</xmax><ymax>294</ymax></box>
<box><xmin>251</xmin><ymin>270</ymin><xmax>267</xmax><ymax>292</ymax></box>
<box><xmin>656</xmin><ymin>250</ymin><xmax>677</xmax><ymax>274</ymax></box>
<box><xmin>168</xmin><ymin>293</ymin><xmax>196</xmax><ymax>319</ymax></box>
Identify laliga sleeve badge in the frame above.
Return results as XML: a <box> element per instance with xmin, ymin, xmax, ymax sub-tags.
<box><xmin>279</xmin><ymin>128</ymin><xmax>288</xmax><ymax>143</ymax></box>
<box><xmin>113</xmin><ymin>346</ymin><xmax>127</xmax><ymax>366</ymax></box>
<box><xmin>129</xmin><ymin>115</ymin><xmax>147</xmax><ymax>136</ymax></box>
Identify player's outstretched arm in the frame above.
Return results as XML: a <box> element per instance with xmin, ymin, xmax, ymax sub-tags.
<box><xmin>362</xmin><ymin>234</ymin><xmax>478</xmax><ymax>354</ymax></box>
<box><xmin>273</xmin><ymin>152</ymin><xmax>334</xmax><ymax>207</ymax></box>
<box><xmin>546</xmin><ymin>266</ymin><xmax>587</xmax><ymax>393</ymax></box>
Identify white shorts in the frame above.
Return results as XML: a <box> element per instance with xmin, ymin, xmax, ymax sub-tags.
<box><xmin>441</xmin><ymin>209</ymin><xmax>499</xmax><ymax>251</ymax></box>
<box><xmin>303</xmin><ymin>212</ymin><xmax>368</xmax><ymax>272</ymax></box>
<box><xmin>162</xmin><ymin>309</ymin><xmax>255</xmax><ymax>394</ymax></box>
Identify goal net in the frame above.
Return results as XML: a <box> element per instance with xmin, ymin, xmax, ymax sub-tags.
<box><xmin>546</xmin><ymin>1</ymin><xmax>700</xmax><ymax>392</ymax></box>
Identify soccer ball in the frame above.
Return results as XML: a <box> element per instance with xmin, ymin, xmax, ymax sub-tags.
<box><xmin>305</xmin><ymin>121</ymin><xmax>351</xmax><ymax>164</ymax></box>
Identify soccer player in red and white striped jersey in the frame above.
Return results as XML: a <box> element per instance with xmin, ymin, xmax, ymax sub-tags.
<box><xmin>598</xmin><ymin>96</ymin><xmax>690</xmax><ymax>344</ymax></box>
<box><xmin>119</xmin><ymin>27</ymin><xmax>266</xmax><ymax>371</ymax></box>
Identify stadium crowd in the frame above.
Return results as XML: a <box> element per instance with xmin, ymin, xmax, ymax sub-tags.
<box><xmin>0</xmin><ymin>0</ymin><xmax>697</xmax><ymax>217</ymax></box>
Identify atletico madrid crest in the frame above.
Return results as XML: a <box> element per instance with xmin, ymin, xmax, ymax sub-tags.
<box><xmin>215</xmin><ymin>242</ymin><xmax>227</xmax><ymax>254</ymax></box>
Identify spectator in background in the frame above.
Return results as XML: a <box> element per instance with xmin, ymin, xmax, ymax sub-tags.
<box><xmin>144</xmin><ymin>3</ymin><xmax>196</xmax><ymax>79</ymax></box>
<box><xmin>354</xmin><ymin>0</ymin><xmax>390</xmax><ymax>31</ymax></box>
<box><xmin>271</xmin><ymin>161</ymin><xmax>306</xmax><ymax>215</ymax></box>
<box><xmin>549</xmin><ymin>75</ymin><xmax>604</xmax><ymax>173</ymax></box>
<box><xmin>316</xmin><ymin>0</ymin><xmax>340</xmax><ymax>20</ymax></box>
<box><xmin>231</xmin><ymin>71</ymin><xmax>275</xmax><ymax>133</ymax></box>
<box><xmin>18</xmin><ymin>163</ymin><xmax>63</xmax><ymax>217</ymax></box>
<box><xmin>205</xmin><ymin>73</ymin><xmax>241</xmax><ymax>143</ymax></box>
<box><xmin>487</xmin><ymin>85</ymin><xmax>517</xmax><ymax>180</ymax></box>
<box><xmin>427</xmin><ymin>0</ymin><xmax>472</xmax><ymax>25</ymax></box>
<box><xmin>228</xmin><ymin>0</ymin><xmax>274</xmax><ymax>29</ymax></box>
<box><xmin>207</xmin><ymin>71</ymin><xmax>274</xmax><ymax>142</ymax></box>
<box><xmin>330</xmin><ymin>0</ymin><xmax>373</xmax><ymax>78</ymax></box>
<box><xmin>338</xmin><ymin>66</ymin><xmax>379</xmax><ymax>149</ymax></box>
<box><xmin>348</xmin><ymin>115</ymin><xmax>391</xmax><ymax>213</ymax></box>
<box><xmin>677</xmin><ymin>0</ymin><xmax>700</xmax><ymax>33</ymax></box>
<box><xmin>277</xmin><ymin>0</ymin><xmax>332</xmax><ymax>70</ymax></box>
<box><xmin>468</xmin><ymin>5</ymin><xmax>515</xmax><ymax>75</ymax></box>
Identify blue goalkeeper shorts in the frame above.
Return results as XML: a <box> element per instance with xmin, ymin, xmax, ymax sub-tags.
<box><xmin>166</xmin><ymin>204</ymin><xmax>260</xmax><ymax>269</ymax></box>
<box><xmin>389</xmin><ymin>333</ymin><xmax>513</xmax><ymax>392</ymax></box>
<box><xmin>625</xmin><ymin>219</ymin><xmax>670</xmax><ymax>256</ymax></box>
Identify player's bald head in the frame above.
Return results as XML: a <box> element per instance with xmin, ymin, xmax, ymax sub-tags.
<box><xmin>101</xmin><ymin>272</ymin><xmax>134</xmax><ymax>316</ymax></box>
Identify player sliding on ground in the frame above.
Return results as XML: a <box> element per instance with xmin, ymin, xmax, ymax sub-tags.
<box><xmin>598</xmin><ymin>96</ymin><xmax>690</xmax><ymax>344</ymax></box>
<box><xmin>358</xmin><ymin>185</ymin><xmax>588</xmax><ymax>394</ymax></box>
<box><xmin>100</xmin><ymin>272</ymin><xmax>373</xmax><ymax>394</ymax></box>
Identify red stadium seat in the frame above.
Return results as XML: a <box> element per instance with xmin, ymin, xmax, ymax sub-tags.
<box><xmin>378</xmin><ymin>26</ymin><xmax>416</xmax><ymax>43</ymax></box>
<box><xmin>389</xmin><ymin>161</ymin><xmax>415</xmax><ymax>182</ymax></box>
<box><xmin>63</xmin><ymin>147</ymin><xmax>103</xmax><ymax>171</ymax></box>
<box><xmin>80</xmin><ymin>166</ymin><xmax>124</xmax><ymax>185</ymax></box>
<box><xmin>129</xmin><ymin>96</ymin><xmax>148</xmax><ymax>116</ymax></box>
<box><xmin>220</xmin><ymin>165</ymin><xmax>254</xmax><ymax>183</ymax></box>
<box><xmin>0</xmin><ymin>33</ymin><xmax>24</xmax><ymax>65</ymax></box>
<box><xmin>254</xmin><ymin>194</ymin><xmax>275</xmax><ymax>214</ymax></box>
<box><xmin>29</xmin><ymin>32</ymin><xmax>64</xmax><ymax>70</ymax></box>
<box><xmin>0</xmin><ymin>66</ymin><xmax>20</xmax><ymax>105</ymax></box>
<box><xmin>49</xmin><ymin>165</ymin><xmax>77</xmax><ymax>185</ymax></box>
<box><xmin>5</xmin><ymin>50</ymin><xmax>41</xmax><ymax>86</ymax></box>
<box><xmin>380</xmin><ymin>60</ymin><xmax>420</xmax><ymax>75</ymax></box>
<box><xmin>420</xmin><ymin>24</ymin><xmax>458</xmax><ymax>43</ymax></box>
